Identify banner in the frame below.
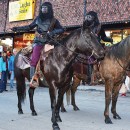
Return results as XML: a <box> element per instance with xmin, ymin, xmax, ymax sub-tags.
<box><xmin>9</xmin><ymin>0</ymin><xmax>35</xmax><ymax>22</ymax></box>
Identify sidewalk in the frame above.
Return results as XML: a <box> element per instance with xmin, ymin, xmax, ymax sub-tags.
<box><xmin>78</xmin><ymin>84</ymin><xmax>105</xmax><ymax>92</ymax></box>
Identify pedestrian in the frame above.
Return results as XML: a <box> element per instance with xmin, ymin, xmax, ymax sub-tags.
<box><xmin>85</xmin><ymin>11</ymin><xmax>113</xmax><ymax>85</ymax></box>
<box><xmin>8</xmin><ymin>48</ymin><xmax>18</xmax><ymax>90</ymax></box>
<box><xmin>7</xmin><ymin>52</ymin><xmax>12</xmax><ymax>80</ymax></box>
<box><xmin>0</xmin><ymin>52</ymin><xmax>7</xmax><ymax>93</ymax></box>
<box><xmin>3</xmin><ymin>51</ymin><xmax>9</xmax><ymax>91</ymax></box>
<box><xmin>11</xmin><ymin>2</ymin><xmax>64</xmax><ymax>87</ymax></box>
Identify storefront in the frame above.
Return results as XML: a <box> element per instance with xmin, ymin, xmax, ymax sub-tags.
<box><xmin>0</xmin><ymin>0</ymin><xmax>129</xmax><ymax>50</ymax></box>
<box><xmin>13</xmin><ymin>33</ymin><xmax>35</xmax><ymax>51</ymax></box>
<box><xmin>0</xmin><ymin>37</ymin><xmax>13</xmax><ymax>52</ymax></box>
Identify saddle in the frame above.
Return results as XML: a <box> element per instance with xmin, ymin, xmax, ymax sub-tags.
<box><xmin>16</xmin><ymin>45</ymin><xmax>52</xmax><ymax>87</ymax></box>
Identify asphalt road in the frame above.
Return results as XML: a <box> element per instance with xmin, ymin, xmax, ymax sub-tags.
<box><xmin>0</xmin><ymin>85</ymin><xmax>130</xmax><ymax>130</ymax></box>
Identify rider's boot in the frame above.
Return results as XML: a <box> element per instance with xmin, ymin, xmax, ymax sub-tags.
<box><xmin>30</xmin><ymin>66</ymin><xmax>39</xmax><ymax>87</ymax></box>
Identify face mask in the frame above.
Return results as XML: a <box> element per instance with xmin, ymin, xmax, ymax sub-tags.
<box><xmin>41</xmin><ymin>6</ymin><xmax>48</xmax><ymax>13</ymax></box>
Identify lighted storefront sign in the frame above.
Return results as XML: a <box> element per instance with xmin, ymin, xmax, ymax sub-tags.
<box><xmin>9</xmin><ymin>0</ymin><xmax>35</xmax><ymax>22</ymax></box>
<box><xmin>23</xmin><ymin>33</ymin><xmax>35</xmax><ymax>40</ymax></box>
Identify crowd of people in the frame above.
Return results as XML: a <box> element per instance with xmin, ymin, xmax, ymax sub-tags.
<box><xmin>0</xmin><ymin>49</ymin><xmax>17</xmax><ymax>93</ymax></box>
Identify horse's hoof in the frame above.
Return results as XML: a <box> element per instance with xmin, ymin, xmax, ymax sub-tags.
<box><xmin>32</xmin><ymin>111</ymin><xmax>37</xmax><ymax>116</ymax></box>
<box><xmin>74</xmin><ymin>106</ymin><xmax>80</xmax><ymax>111</ymax></box>
<box><xmin>113</xmin><ymin>114</ymin><xmax>121</xmax><ymax>119</ymax></box>
<box><xmin>61</xmin><ymin>108</ymin><xmax>67</xmax><ymax>112</ymax></box>
<box><xmin>18</xmin><ymin>110</ymin><xmax>23</xmax><ymax>114</ymax></box>
<box><xmin>105</xmin><ymin>117</ymin><xmax>113</xmax><ymax>124</ymax></box>
<box><xmin>52</xmin><ymin>124</ymin><xmax>60</xmax><ymax>130</ymax></box>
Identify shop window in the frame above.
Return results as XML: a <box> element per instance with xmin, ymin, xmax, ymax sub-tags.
<box><xmin>105</xmin><ymin>28</ymin><xmax>130</xmax><ymax>45</ymax></box>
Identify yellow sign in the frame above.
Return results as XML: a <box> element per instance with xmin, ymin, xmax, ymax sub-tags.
<box><xmin>23</xmin><ymin>33</ymin><xmax>35</xmax><ymax>40</ymax></box>
<box><xmin>9</xmin><ymin>0</ymin><xmax>35</xmax><ymax>22</ymax></box>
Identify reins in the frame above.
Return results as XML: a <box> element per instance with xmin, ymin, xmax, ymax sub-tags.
<box><xmin>116</xmin><ymin>58</ymin><xmax>130</xmax><ymax>71</ymax></box>
<box><xmin>48</xmin><ymin>28</ymin><xmax>94</xmax><ymax>60</ymax></box>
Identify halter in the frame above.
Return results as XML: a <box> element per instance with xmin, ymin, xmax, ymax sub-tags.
<box><xmin>80</xmin><ymin>26</ymin><xmax>99</xmax><ymax>59</ymax></box>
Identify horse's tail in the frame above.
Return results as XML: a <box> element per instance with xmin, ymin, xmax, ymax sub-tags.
<box><xmin>14</xmin><ymin>51</ymin><xmax>26</xmax><ymax>103</ymax></box>
<box><xmin>66</xmin><ymin>88</ymin><xmax>71</xmax><ymax>105</ymax></box>
<box><xmin>16</xmin><ymin>76</ymin><xmax>26</xmax><ymax>103</ymax></box>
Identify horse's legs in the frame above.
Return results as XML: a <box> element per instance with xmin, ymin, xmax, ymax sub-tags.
<box><xmin>49</xmin><ymin>87</ymin><xmax>60</xmax><ymax>130</ymax></box>
<box><xmin>28</xmin><ymin>87</ymin><xmax>37</xmax><ymax>116</ymax></box>
<box><xmin>16</xmin><ymin>77</ymin><xmax>26</xmax><ymax>114</ymax></box>
<box><xmin>71</xmin><ymin>75</ymin><xmax>81</xmax><ymax>111</ymax></box>
<box><xmin>17</xmin><ymin>94</ymin><xmax>23</xmax><ymax>114</ymax></box>
<box><xmin>60</xmin><ymin>96</ymin><xmax>67</xmax><ymax>112</ymax></box>
<box><xmin>55</xmin><ymin>85</ymin><xmax>70</xmax><ymax>122</ymax></box>
<box><xmin>111</xmin><ymin>84</ymin><xmax>121</xmax><ymax>119</ymax></box>
<box><xmin>104</xmin><ymin>79</ymin><xmax>113</xmax><ymax>124</ymax></box>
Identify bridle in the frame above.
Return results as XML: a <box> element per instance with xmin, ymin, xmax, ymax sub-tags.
<box><xmin>80</xmin><ymin>25</ymin><xmax>100</xmax><ymax>59</ymax></box>
<box><xmin>48</xmin><ymin>28</ymin><xmax>95</xmax><ymax>60</ymax></box>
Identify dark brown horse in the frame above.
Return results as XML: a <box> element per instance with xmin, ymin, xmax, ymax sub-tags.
<box><xmin>63</xmin><ymin>36</ymin><xmax>130</xmax><ymax>125</ymax></box>
<box><xmin>15</xmin><ymin>18</ymin><xmax>105</xmax><ymax>130</ymax></box>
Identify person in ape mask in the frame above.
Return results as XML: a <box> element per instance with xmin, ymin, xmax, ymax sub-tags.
<box><xmin>12</xmin><ymin>2</ymin><xmax>64</xmax><ymax>87</ymax></box>
<box><xmin>85</xmin><ymin>11</ymin><xmax>113</xmax><ymax>85</ymax></box>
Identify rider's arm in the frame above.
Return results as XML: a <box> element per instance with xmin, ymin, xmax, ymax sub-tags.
<box><xmin>49</xmin><ymin>20</ymin><xmax>64</xmax><ymax>36</ymax></box>
<box><xmin>12</xmin><ymin>18</ymin><xmax>37</xmax><ymax>32</ymax></box>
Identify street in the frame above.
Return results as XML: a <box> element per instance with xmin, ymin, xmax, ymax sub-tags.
<box><xmin>0</xmin><ymin>84</ymin><xmax>130</xmax><ymax>130</ymax></box>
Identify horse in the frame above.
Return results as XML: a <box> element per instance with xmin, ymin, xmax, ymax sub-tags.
<box><xmin>99</xmin><ymin>36</ymin><xmax>130</xmax><ymax>124</ymax></box>
<box><xmin>14</xmin><ymin>17</ymin><xmax>105</xmax><ymax>130</ymax></box>
<box><xmin>60</xmin><ymin>62</ymin><xmax>102</xmax><ymax>112</ymax></box>
<box><xmin>62</xmin><ymin>36</ymin><xmax>130</xmax><ymax>125</ymax></box>
<box><xmin>14</xmin><ymin>49</ymin><xmax>49</xmax><ymax>116</ymax></box>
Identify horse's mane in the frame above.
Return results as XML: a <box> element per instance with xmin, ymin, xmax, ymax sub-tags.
<box><xmin>60</xmin><ymin>28</ymin><xmax>81</xmax><ymax>44</ymax></box>
<box><xmin>107</xmin><ymin>36</ymin><xmax>130</xmax><ymax>59</ymax></box>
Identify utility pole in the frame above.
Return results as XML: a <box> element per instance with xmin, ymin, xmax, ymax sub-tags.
<box><xmin>83</xmin><ymin>0</ymin><xmax>87</xmax><ymax>20</ymax></box>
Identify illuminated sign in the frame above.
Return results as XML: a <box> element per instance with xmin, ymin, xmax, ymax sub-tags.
<box><xmin>23</xmin><ymin>33</ymin><xmax>35</xmax><ymax>40</ymax></box>
<box><xmin>9</xmin><ymin>0</ymin><xmax>35</xmax><ymax>22</ymax></box>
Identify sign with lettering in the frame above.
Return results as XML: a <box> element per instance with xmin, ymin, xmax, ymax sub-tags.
<box><xmin>9</xmin><ymin>0</ymin><xmax>35</xmax><ymax>22</ymax></box>
<box><xmin>23</xmin><ymin>33</ymin><xmax>35</xmax><ymax>40</ymax></box>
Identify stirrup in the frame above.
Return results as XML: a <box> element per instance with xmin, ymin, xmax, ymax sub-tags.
<box><xmin>30</xmin><ymin>75</ymin><xmax>39</xmax><ymax>88</ymax></box>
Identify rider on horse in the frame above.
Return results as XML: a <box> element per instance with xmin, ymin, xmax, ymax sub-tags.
<box><xmin>12</xmin><ymin>2</ymin><xmax>64</xmax><ymax>87</ymax></box>
<box><xmin>85</xmin><ymin>11</ymin><xmax>113</xmax><ymax>85</ymax></box>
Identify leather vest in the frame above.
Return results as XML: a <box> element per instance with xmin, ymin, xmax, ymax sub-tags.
<box><xmin>34</xmin><ymin>18</ymin><xmax>51</xmax><ymax>44</ymax></box>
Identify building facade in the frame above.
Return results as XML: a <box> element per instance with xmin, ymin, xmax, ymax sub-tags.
<box><xmin>0</xmin><ymin>0</ymin><xmax>130</xmax><ymax>50</ymax></box>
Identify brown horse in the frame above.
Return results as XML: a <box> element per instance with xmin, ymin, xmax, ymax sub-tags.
<box><xmin>99</xmin><ymin>37</ymin><xmax>130</xmax><ymax>124</ymax></box>
<box><xmin>15</xmin><ymin>17</ymin><xmax>105</xmax><ymax>130</ymax></box>
<box><xmin>62</xmin><ymin>36</ymin><xmax>130</xmax><ymax>125</ymax></box>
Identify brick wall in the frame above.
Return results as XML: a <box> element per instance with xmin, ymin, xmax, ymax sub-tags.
<box><xmin>0</xmin><ymin>0</ymin><xmax>8</xmax><ymax>32</ymax></box>
<box><xmin>49</xmin><ymin>0</ymin><xmax>130</xmax><ymax>26</ymax></box>
<box><xmin>5</xmin><ymin>0</ymin><xmax>41</xmax><ymax>31</ymax></box>
<box><xmin>0</xmin><ymin>0</ymin><xmax>130</xmax><ymax>33</ymax></box>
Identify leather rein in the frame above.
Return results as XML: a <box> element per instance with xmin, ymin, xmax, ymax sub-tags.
<box><xmin>49</xmin><ymin>28</ymin><xmax>96</xmax><ymax>64</ymax></box>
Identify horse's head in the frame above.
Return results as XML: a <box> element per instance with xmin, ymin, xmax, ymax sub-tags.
<box><xmin>79</xmin><ymin>25</ymin><xmax>105</xmax><ymax>59</ymax></box>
